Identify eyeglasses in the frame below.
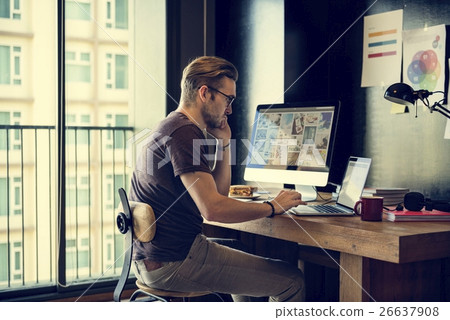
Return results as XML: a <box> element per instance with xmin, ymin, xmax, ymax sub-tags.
<box><xmin>207</xmin><ymin>86</ymin><xmax>235</xmax><ymax>107</ymax></box>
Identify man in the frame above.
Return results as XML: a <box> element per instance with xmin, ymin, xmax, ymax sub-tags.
<box><xmin>130</xmin><ymin>56</ymin><xmax>306</xmax><ymax>301</ymax></box>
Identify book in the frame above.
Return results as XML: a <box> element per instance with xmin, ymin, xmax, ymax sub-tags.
<box><xmin>364</xmin><ymin>188</ymin><xmax>410</xmax><ymax>206</ymax></box>
<box><xmin>385</xmin><ymin>209</ymin><xmax>450</xmax><ymax>222</ymax></box>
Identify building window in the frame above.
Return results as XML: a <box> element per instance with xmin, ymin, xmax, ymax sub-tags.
<box><xmin>0</xmin><ymin>45</ymin><xmax>22</xmax><ymax>85</ymax></box>
<box><xmin>12</xmin><ymin>242</ymin><xmax>22</xmax><ymax>280</ymax></box>
<box><xmin>0</xmin><ymin>111</ymin><xmax>21</xmax><ymax>150</ymax></box>
<box><xmin>0</xmin><ymin>242</ymin><xmax>22</xmax><ymax>283</ymax></box>
<box><xmin>11</xmin><ymin>177</ymin><xmax>21</xmax><ymax>215</ymax></box>
<box><xmin>105</xmin><ymin>114</ymin><xmax>128</xmax><ymax>149</ymax></box>
<box><xmin>105</xmin><ymin>234</ymin><xmax>123</xmax><ymax>269</ymax></box>
<box><xmin>105</xmin><ymin>0</ymin><xmax>128</xmax><ymax>29</ymax></box>
<box><xmin>66</xmin><ymin>175</ymin><xmax>90</xmax><ymax>207</ymax></box>
<box><xmin>105</xmin><ymin>173</ymin><xmax>127</xmax><ymax>209</ymax></box>
<box><xmin>66</xmin><ymin>50</ymin><xmax>91</xmax><ymax>83</ymax></box>
<box><xmin>66</xmin><ymin>238</ymin><xmax>89</xmax><ymax>270</ymax></box>
<box><xmin>0</xmin><ymin>0</ymin><xmax>21</xmax><ymax>20</ymax></box>
<box><xmin>0</xmin><ymin>178</ymin><xmax>7</xmax><ymax>216</ymax></box>
<box><xmin>66</xmin><ymin>113</ymin><xmax>91</xmax><ymax>145</ymax></box>
<box><xmin>105</xmin><ymin>53</ymin><xmax>128</xmax><ymax>89</ymax></box>
<box><xmin>66</xmin><ymin>0</ymin><xmax>90</xmax><ymax>21</ymax></box>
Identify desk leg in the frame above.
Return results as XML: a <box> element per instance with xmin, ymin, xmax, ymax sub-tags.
<box><xmin>339</xmin><ymin>253</ymin><xmax>368</xmax><ymax>302</ymax></box>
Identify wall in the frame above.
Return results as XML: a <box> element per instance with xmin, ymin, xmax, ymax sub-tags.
<box><xmin>215</xmin><ymin>0</ymin><xmax>284</xmax><ymax>185</ymax></box>
<box><xmin>166</xmin><ymin>0</ymin><xmax>284</xmax><ymax>186</ymax></box>
<box><xmin>132</xmin><ymin>0</ymin><xmax>167</xmax><ymax>133</ymax></box>
<box><xmin>284</xmin><ymin>0</ymin><xmax>450</xmax><ymax>199</ymax></box>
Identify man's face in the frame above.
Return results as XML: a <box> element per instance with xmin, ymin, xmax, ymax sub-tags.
<box><xmin>201</xmin><ymin>77</ymin><xmax>236</xmax><ymax>129</ymax></box>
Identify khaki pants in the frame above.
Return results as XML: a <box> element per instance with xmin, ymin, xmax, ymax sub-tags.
<box><xmin>132</xmin><ymin>234</ymin><xmax>305</xmax><ymax>302</ymax></box>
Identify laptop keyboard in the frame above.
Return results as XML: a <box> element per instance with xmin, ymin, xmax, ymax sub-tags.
<box><xmin>311</xmin><ymin>205</ymin><xmax>349</xmax><ymax>213</ymax></box>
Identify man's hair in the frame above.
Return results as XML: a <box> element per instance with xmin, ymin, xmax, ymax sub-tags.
<box><xmin>180</xmin><ymin>56</ymin><xmax>238</xmax><ymax>104</ymax></box>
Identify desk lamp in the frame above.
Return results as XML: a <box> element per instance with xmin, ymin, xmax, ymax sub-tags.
<box><xmin>384</xmin><ymin>83</ymin><xmax>450</xmax><ymax>119</ymax></box>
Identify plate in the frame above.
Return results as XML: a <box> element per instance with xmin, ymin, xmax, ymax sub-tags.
<box><xmin>229</xmin><ymin>195</ymin><xmax>261</xmax><ymax>200</ymax></box>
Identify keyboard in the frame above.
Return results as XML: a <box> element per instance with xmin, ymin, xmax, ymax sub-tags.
<box><xmin>311</xmin><ymin>205</ymin><xmax>349</xmax><ymax>213</ymax></box>
<box><xmin>288</xmin><ymin>204</ymin><xmax>354</xmax><ymax>216</ymax></box>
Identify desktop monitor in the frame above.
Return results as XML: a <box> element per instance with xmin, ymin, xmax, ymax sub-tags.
<box><xmin>244</xmin><ymin>100</ymin><xmax>340</xmax><ymax>200</ymax></box>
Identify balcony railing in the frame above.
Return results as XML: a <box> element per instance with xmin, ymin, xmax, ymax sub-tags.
<box><xmin>0</xmin><ymin>124</ymin><xmax>134</xmax><ymax>292</ymax></box>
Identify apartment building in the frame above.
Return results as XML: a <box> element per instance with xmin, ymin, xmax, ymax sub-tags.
<box><xmin>0</xmin><ymin>0</ymin><xmax>133</xmax><ymax>290</ymax></box>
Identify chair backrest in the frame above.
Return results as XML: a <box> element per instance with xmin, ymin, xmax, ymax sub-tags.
<box><xmin>113</xmin><ymin>187</ymin><xmax>156</xmax><ymax>301</ymax></box>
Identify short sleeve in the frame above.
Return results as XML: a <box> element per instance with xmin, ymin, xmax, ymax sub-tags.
<box><xmin>168</xmin><ymin>125</ymin><xmax>212</xmax><ymax>177</ymax></box>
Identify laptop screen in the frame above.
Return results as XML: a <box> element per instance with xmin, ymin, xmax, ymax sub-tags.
<box><xmin>336</xmin><ymin>157</ymin><xmax>372</xmax><ymax>209</ymax></box>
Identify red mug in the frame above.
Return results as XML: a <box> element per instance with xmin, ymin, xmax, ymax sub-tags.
<box><xmin>354</xmin><ymin>196</ymin><xmax>383</xmax><ymax>221</ymax></box>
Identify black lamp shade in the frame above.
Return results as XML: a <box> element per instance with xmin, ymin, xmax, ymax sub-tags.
<box><xmin>384</xmin><ymin>83</ymin><xmax>416</xmax><ymax>106</ymax></box>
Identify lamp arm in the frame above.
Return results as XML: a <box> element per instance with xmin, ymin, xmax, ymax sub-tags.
<box><xmin>429</xmin><ymin>102</ymin><xmax>450</xmax><ymax>119</ymax></box>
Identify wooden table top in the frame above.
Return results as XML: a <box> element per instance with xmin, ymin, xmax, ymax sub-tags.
<box><xmin>204</xmin><ymin>213</ymin><xmax>450</xmax><ymax>264</ymax></box>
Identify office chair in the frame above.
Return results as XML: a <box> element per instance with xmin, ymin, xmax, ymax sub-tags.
<box><xmin>113</xmin><ymin>187</ymin><xmax>218</xmax><ymax>302</ymax></box>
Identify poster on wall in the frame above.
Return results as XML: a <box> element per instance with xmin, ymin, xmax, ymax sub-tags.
<box><xmin>361</xmin><ymin>9</ymin><xmax>403</xmax><ymax>87</ymax></box>
<box><xmin>403</xmin><ymin>24</ymin><xmax>446</xmax><ymax>107</ymax></box>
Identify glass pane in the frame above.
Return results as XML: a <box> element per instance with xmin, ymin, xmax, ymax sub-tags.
<box><xmin>64</xmin><ymin>0</ymin><xmax>138</xmax><ymax>284</ymax></box>
<box><xmin>114</xmin><ymin>54</ymin><xmax>128</xmax><ymax>89</ymax></box>
<box><xmin>0</xmin><ymin>0</ymin><xmax>10</xmax><ymax>18</ymax></box>
<box><xmin>0</xmin><ymin>1</ymin><xmax>58</xmax><ymax>290</ymax></box>
<box><xmin>80</xmin><ymin>52</ymin><xmax>90</xmax><ymax>61</ymax></box>
<box><xmin>78</xmin><ymin>251</ymin><xmax>89</xmax><ymax>268</ymax></box>
<box><xmin>115</xmin><ymin>0</ymin><xmax>128</xmax><ymax>29</ymax></box>
<box><xmin>14</xmin><ymin>251</ymin><xmax>20</xmax><ymax>270</ymax></box>
<box><xmin>14</xmin><ymin>56</ymin><xmax>20</xmax><ymax>75</ymax></box>
<box><xmin>0</xmin><ymin>112</ymin><xmax>10</xmax><ymax>150</ymax></box>
<box><xmin>114</xmin><ymin>114</ymin><xmax>127</xmax><ymax>148</ymax></box>
<box><xmin>66</xmin><ymin>64</ymin><xmax>91</xmax><ymax>82</ymax></box>
<box><xmin>0</xmin><ymin>45</ymin><xmax>11</xmax><ymax>84</ymax></box>
<box><xmin>66</xmin><ymin>1</ymin><xmax>90</xmax><ymax>21</ymax></box>
<box><xmin>0</xmin><ymin>178</ymin><xmax>7</xmax><ymax>216</ymax></box>
<box><xmin>114</xmin><ymin>234</ymin><xmax>123</xmax><ymax>268</ymax></box>
<box><xmin>0</xmin><ymin>244</ymin><xmax>7</xmax><ymax>281</ymax></box>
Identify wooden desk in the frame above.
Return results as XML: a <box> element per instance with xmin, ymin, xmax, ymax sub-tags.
<box><xmin>204</xmin><ymin>214</ymin><xmax>450</xmax><ymax>301</ymax></box>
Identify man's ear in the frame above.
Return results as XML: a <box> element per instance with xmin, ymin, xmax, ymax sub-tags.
<box><xmin>198</xmin><ymin>85</ymin><xmax>208</xmax><ymax>103</ymax></box>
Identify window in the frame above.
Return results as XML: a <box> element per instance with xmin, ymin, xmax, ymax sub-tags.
<box><xmin>0</xmin><ymin>242</ymin><xmax>22</xmax><ymax>284</ymax></box>
<box><xmin>105</xmin><ymin>114</ymin><xmax>128</xmax><ymax>149</ymax></box>
<box><xmin>66</xmin><ymin>175</ymin><xmax>90</xmax><ymax>207</ymax></box>
<box><xmin>0</xmin><ymin>178</ymin><xmax>7</xmax><ymax>216</ymax></box>
<box><xmin>12</xmin><ymin>242</ymin><xmax>22</xmax><ymax>281</ymax></box>
<box><xmin>0</xmin><ymin>45</ymin><xmax>21</xmax><ymax>85</ymax></box>
<box><xmin>66</xmin><ymin>238</ymin><xmax>89</xmax><ymax>270</ymax></box>
<box><xmin>11</xmin><ymin>177</ymin><xmax>21</xmax><ymax>215</ymax></box>
<box><xmin>105</xmin><ymin>0</ymin><xmax>128</xmax><ymax>29</ymax></box>
<box><xmin>106</xmin><ymin>53</ymin><xmax>128</xmax><ymax>89</ymax></box>
<box><xmin>0</xmin><ymin>0</ymin><xmax>165</xmax><ymax>296</ymax></box>
<box><xmin>0</xmin><ymin>111</ymin><xmax>21</xmax><ymax>150</ymax></box>
<box><xmin>0</xmin><ymin>177</ymin><xmax>20</xmax><ymax>216</ymax></box>
<box><xmin>66</xmin><ymin>50</ymin><xmax>91</xmax><ymax>83</ymax></box>
<box><xmin>105</xmin><ymin>234</ymin><xmax>123</xmax><ymax>270</ymax></box>
<box><xmin>66</xmin><ymin>0</ymin><xmax>90</xmax><ymax>21</ymax></box>
<box><xmin>105</xmin><ymin>173</ymin><xmax>127</xmax><ymax>210</ymax></box>
<box><xmin>0</xmin><ymin>0</ymin><xmax>21</xmax><ymax>20</ymax></box>
<box><xmin>66</xmin><ymin>113</ymin><xmax>91</xmax><ymax>145</ymax></box>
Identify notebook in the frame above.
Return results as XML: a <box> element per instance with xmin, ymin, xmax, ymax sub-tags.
<box><xmin>288</xmin><ymin>157</ymin><xmax>372</xmax><ymax>216</ymax></box>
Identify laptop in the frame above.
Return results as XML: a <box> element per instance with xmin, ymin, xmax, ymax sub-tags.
<box><xmin>288</xmin><ymin>157</ymin><xmax>372</xmax><ymax>216</ymax></box>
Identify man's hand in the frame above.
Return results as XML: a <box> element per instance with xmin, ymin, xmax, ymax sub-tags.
<box><xmin>207</xmin><ymin>118</ymin><xmax>231</xmax><ymax>142</ymax></box>
<box><xmin>270</xmin><ymin>189</ymin><xmax>306</xmax><ymax>214</ymax></box>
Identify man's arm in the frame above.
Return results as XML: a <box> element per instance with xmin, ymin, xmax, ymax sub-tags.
<box><xmin>180</xmin><ymin>171</ymin><xmax>305</xmax><ymax>223</ymax></box>
<box><xmin>210</xmin><ymin>139</ymin><xmax>231</xmax><ymax>196</ymax></box>
<box><xmin>207</xmin><ymin>122</ymin><xmax>231</xmax><ymax>196</ymax></box>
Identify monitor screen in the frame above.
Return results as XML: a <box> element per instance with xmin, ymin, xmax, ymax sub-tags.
<box><xmin>244</xmin><ymin>100</ymin><xmax>340</xmax><ymax>194</ymax></box>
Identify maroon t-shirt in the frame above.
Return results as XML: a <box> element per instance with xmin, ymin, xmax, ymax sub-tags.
<box><xmin>129</xmin><ymin>112</ymin><xmax>212</xmax><ymax>262</ymax></box>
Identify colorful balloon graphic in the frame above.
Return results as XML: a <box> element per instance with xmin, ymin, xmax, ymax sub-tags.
<box><xmin>407</xmin><ymin>49</ymin><xmax>440</xmax><ymax>91</ymax></box>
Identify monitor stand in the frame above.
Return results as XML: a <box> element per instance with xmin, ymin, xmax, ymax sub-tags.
<box><xmin>284</xmin><ymin>184</ymin><xmax>317</xmax><ymax>202</ymax></box>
